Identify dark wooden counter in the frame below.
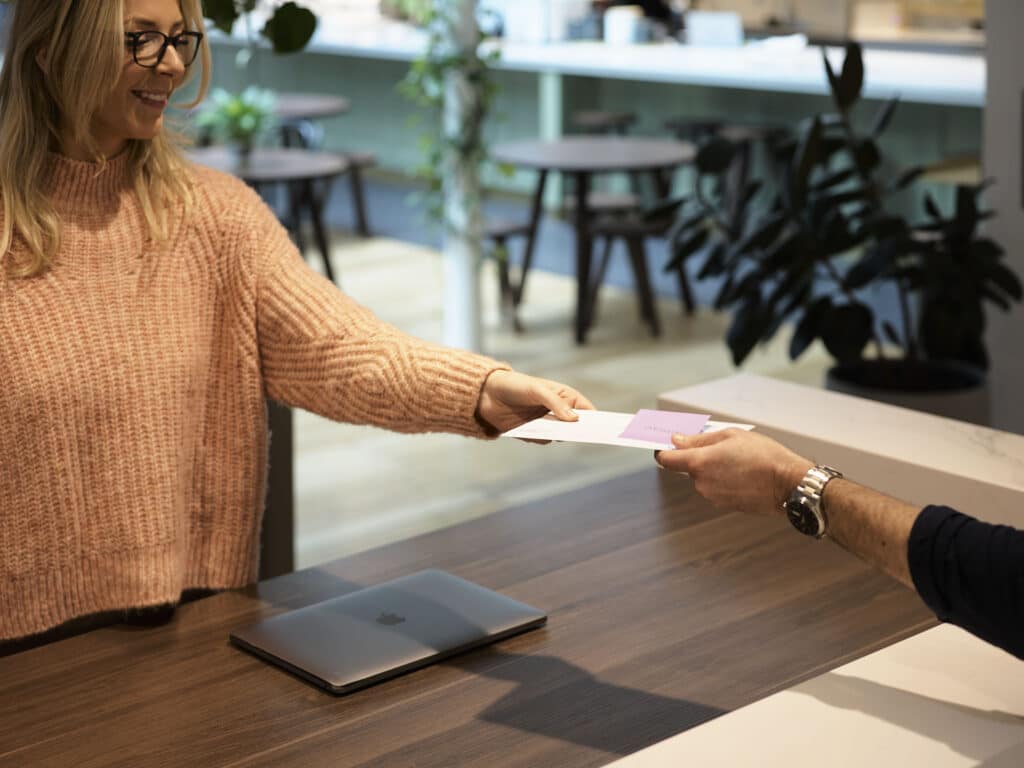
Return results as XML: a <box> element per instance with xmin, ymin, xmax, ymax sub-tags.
<box><xmin>0</xmin><ymin>469</ymin><xmax>934</xmax><ymax>767</ymax></box>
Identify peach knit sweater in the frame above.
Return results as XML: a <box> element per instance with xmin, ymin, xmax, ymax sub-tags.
<box><xmin>0</xmin><ymin>153</ymin><xmax>505</xmax><ymax>641</ymax></box>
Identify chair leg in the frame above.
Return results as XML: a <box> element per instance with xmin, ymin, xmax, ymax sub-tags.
<box><xmin>513</xmin><ymin>168</ymin><xmax>548</xmax><ymax>308</ymax></box>
<box><xmin>585</xmin><ymin>235</ymin><xmax>615</xmax><ymax>332</ymax></box>
<box><xmin>347</xmin><ymin>163</ymin><xmax>370</xmax><ymax>238</ymax></box>
<box><xmin>286</xmin><ymin>180</ymin><xmax>308</xmax><ymax>255</ymax></box>
<box><xmin>305</xmin><ymin>179</ymin><xmax>338</xmax><ymax>286</ymax></box>
<box><xmin>625</xmin><ymin>234</ymin><xmax>661</xmax><ymax>337</ymax></box>
<box><xmin>676</xmin><ymin>261</ymin><xmax>696</xmax><ymax>316</ymax></box>
<box><xmin>492</xmin><ymin>236</ymin><xmax>523</xmax><ymax>333</ymax></box>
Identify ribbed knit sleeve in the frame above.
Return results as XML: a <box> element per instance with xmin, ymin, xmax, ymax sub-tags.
<box><xmin>236</xmin><ymin>189</ymin><xmax>508</xmax><ymax>437</ymax></box>
<box><xmin>908</xmin><ymin>505</ymin><xmax>1024</xmax><ymax>659</ymax></box>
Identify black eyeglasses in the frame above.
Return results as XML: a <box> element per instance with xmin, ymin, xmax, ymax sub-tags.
<box><xmin>124</xmin><ymin>30</ymin><xmax>203</xmax><ymax>69</ymax></box>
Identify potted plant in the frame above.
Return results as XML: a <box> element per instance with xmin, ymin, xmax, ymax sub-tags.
<box><xmin>665</xmin><ymin>42</ymin><xmax>1022</xmax><ymax>424</ymax></box>
<box><xmin>195</xmin><ymin>85</ymin><xmax>277</xmax><ymax>159</ymax></box>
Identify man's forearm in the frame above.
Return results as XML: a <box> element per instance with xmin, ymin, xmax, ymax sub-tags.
<box><xmin>821</xmin><ymin>478</ymin><xmax>920</xmax><ymax>589</ymax></box>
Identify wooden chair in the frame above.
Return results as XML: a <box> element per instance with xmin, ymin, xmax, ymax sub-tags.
<box><xmin>279</xmin><ymin>121</ymin><xmax>375</xmax><ymax>239</ymax></box>
<box><xmin>483</xmin><ymin>219</ymin><xmax>534</xmax><ymax>333</ymax></box>
<box><xmin>585</xmin><ymin>213</ymin><xmax>696</xmax><ymax>339</ymax></box>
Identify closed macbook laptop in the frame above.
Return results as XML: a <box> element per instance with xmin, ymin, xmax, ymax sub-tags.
<box><xmin>230</xmin><ymin>569</ymin><xmax>547</xmax><ymax>695</ymax></box>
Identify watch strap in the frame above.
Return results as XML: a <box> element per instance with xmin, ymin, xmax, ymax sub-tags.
<box><xmin>787</xmin><ymin>464</ymin><xmax>843</xmax><ymax>538</ymax></box>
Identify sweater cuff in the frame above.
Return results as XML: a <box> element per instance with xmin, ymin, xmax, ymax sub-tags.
<box><xmin>907</xmin><ymin>504</ymin><xmax>965</xmax><ymax>619</ymax></box>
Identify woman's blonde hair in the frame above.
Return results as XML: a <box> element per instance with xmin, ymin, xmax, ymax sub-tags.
<box><xmin>0</xmin><ymin>0</ymin><xmax>211</xmax><ymax>277</ymax></box>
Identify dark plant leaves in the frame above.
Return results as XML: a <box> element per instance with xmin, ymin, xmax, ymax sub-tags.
<box><xmin>812</xmin><ymin>167</ymin><xmax>857</xmax><ymax>191</ymax></box>
<box><xmin>726</xmin><ymin>295</ymin><xmax>765</xmax><ymax>366</ymax></box>
<box><xmin>882</xmin><ymin>320</ymin><xmax>901</xmax><ymax>346</ymax></box>
<box><xmin>954</xmin><ymin>184</ymin><xmax>979</xmax><ymax>230</ymax></box>
<box><xmin>871</xmin><ymin>97</ymin><xmax>899</xmax><ymax>137</ymax></box>
<box><xmin>665</xmin><ymin>226</ymin><xmax>710</xmax><ymax>272</ymax></box>
<box><xmin>695</xmin><ymin>138</ymin><xmax>736</xmax><ymax>175</ymax></box>
<box><xmin>696</xmin><ymin>242</ymin><xmax>727</xmax><ymax>280</ymax></box>
<box><xmin>854</xmin><ymin>140</ymin><xmax>881</xmax><ymax>174</ymax></box>
<box><xmin>789</xmin><ymin>296</ymin><xmax>832</xmax><ymax>360</ymax></box>
<box><xmin>736</xmin><ymin>210</ymin><xmax>787</xmax><ymax>255</ymax></box>
<box><xmin>825</xmin><ymin>42</ymin><xmax>864</xmax><ymax>111</ymax></box>
<box><xmin>985</xmin><ymin>261</ymin><xmax>1024</xmax><ymax>301</ymax></box>
<box><xmin>892</xmin><ymin>166</ymin><xmax>924</xmax><ymax>191</ymax></box>
<box><xmin>202</xmin><ymin>0</ymin><xmax>239</xmax><ymax>33</ymax></box>
<box><xmin>844</xmin><ymin>242</ymin><xmax>892</xmax><ymax>289</ymax></box>
<box><xmin>644</xmin><ymin>197</ymin><xmax>686</xmax><ymax>223</ymax></box>
<box><xmin>791</xmin><ymin>116</ymin><xmax>823</xmax><ymax>207</ymax></box>
<box><xmin>262</xmin><ymin>2</ymin><xmax>318</xmax><ymax>53</ymax></box>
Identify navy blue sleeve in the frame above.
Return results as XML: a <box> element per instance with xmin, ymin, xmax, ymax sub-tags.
<box><xmin>908</xmin><ymin>505</ymin><xmax>1024</xmax><ymax>659</ymax></box>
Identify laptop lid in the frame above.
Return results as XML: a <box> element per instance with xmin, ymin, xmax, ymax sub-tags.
<box><xmin>230</xmin><ymin>569</ymin><xmax>547</xmax><ymax>695</ymax></box>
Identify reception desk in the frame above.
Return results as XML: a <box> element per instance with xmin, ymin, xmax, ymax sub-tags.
<box><xmin>0</xmin><ymin>469</ymin><xmax>930</xmax><ymax>767</ymax></box>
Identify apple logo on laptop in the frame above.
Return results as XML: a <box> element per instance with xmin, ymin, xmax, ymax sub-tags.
<box><xmin>376</xmin><ymin>611</ymin><xmax>406</xmax><ymax>626</ymax></box>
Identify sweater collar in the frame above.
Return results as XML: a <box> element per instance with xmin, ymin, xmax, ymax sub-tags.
<box><xmin>46</xmin><ymin>151</ymin><xmax>133</xmax><ymax>210</ymax></box>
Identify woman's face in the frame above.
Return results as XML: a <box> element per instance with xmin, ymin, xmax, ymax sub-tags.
<box><xmin>78</xmin><ymin>0</ymin><xmax>191</xmax><ymax>159</ymax></box>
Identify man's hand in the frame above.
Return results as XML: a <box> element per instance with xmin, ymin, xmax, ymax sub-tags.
<box><xmin>656</xmin><ymin>429</ymin><xmax>813</xmax><ymax>518</ymax></box>
<box><xmin>476</xmin><ymin>370</ymin><xmax>595</xmax><ymax>434</ymax></box>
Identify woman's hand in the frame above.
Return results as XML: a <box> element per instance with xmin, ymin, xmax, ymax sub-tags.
<box><xmin>476</xmin><ymin>370</ymin><xmax>595</xmax><ymax>434</ymax></box>
<box><xmin>655</xmin><ymin>429</ymin><xmax>813</xmax><ymax>518</ymax></box>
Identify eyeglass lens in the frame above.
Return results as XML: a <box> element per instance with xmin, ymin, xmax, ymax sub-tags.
<box><xmin>131</xmin><ymin>32</ymin><xmax>201</xmax><ymax>67</ymax></box>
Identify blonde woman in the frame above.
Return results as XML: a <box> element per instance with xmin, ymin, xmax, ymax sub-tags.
<box><xmin>0</xmin><ymin>0</ymin><xmax>593</xmax><ymax>650</ymax></box>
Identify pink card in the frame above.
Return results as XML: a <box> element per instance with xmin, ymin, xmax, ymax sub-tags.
<box><xmin>618</xmin><ymin>409</ymin><xmax>710</xmax><ymax>446</ymax></box>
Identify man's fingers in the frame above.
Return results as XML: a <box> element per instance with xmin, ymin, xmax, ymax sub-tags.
<box><xmin>657</xmin><ymin>449</ymin><xmax>694</xmax><ymax>474</ymax></box>
<box><xmin>671</xmin><ymin>429</ymin><xmax>735</xmax><ymax>449</ymax></box>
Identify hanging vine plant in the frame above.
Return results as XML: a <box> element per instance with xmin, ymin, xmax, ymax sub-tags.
<box><xmin>201</xmin><ymin>0</ymin><xmax>318</xmax><ymax>54</ymax></box>
<box><xmin>397</xmin><ymin>4</ymin><xmax>500</xmax><ymax>224</ymax></box>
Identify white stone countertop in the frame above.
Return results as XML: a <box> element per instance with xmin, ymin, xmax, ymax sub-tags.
<box><xmin>605</xmin><ymin>624</ymin><xmax>1024</xmax><ymax>768</ymax></box>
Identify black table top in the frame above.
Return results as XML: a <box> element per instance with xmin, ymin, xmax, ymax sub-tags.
<box><xmin>185</xmin><ymin>146</ymin><xmax>349</xmax><ymax>183</ymax></box>
<box><xmin>273</xmin><ymin>92</ymin><xmax>351</xmax><ymax>121</ymax></box>
<box><xmin>492</xmin><ymin>136</ymin><xmax>696</xmax><ymax>173</ymax></box>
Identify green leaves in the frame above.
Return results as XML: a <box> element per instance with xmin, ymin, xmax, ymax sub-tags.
<box><xmin>262</xmin><ymin>2</ymin><xmax>317</xmax><ymax>54</ymax></box>
<box><xmin>202</xmin><ymin>0</ymin><xmax>239</xmax><ymax>34</ymax></box>
<box><xmin>823</xmin><ymin>42</ymin><xmax>864</xmax><ymax>112</ymax></box>
<box><xmin>661</xmin><ymin>39</ymin><xmax>1022</xmax><ymax>373</ymax></box>
<box><xmin>201</xmin><ymin>1</ymin><xmax>317</xmax><ymax>54</ymax></box>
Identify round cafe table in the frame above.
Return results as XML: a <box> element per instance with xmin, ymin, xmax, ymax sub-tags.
<box><xmin>272</xmin><ymin>92</ymin><xmax>351</xmax><ymax>122</ymax></box>
<box><xmin>491</xmin><ymin>136</ymin><xmax>695</xmax><ymax>343</ymax></box>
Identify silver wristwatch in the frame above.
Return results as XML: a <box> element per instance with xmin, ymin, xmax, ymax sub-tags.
<box><xmin>784</xmin><ymin>465</ymin><xmax>843</xmax><ymax>539</ymax></box>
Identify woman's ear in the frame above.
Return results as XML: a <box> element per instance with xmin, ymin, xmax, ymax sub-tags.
<box><xmin>35</xmin><ymin>47</ymin><xmax>48</xmax><ymax>74</ymax></box>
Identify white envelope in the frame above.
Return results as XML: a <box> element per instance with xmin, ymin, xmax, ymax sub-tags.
<box><xmin>501</xmin><ymin>410</ymin><xmax>754</xmax><ymax>450</ymax></box>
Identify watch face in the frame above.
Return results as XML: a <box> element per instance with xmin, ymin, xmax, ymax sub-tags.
<box><xmin>785</xmin><ymin>498</ymin><xmax>822</xmax><ymax>537</ymax></box>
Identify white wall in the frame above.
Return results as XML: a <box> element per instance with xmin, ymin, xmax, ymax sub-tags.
<box><xmin>984</xmin><ymin>0</ymin><xmax>1024</xmax><ymax>434</ymax></box>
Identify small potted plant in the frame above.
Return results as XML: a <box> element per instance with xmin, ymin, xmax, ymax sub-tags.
<box><xmin>666</xmin><ymin>42</ymin><xmax>1022</xmax><ymax>425</ymax></box>
<box><xmin>194</xmin><ymin>1</ymin><xmax>317</xmax><ymax>158</ymax></box>
<box><xmin>195</xmin><ymin>85</ymin><xmax>278</xmax><ymax>159</ymax></box>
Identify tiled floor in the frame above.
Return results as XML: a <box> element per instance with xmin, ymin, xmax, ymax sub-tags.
<box><xmin>292</xmin><ymin>234</ymin><xmax>832</xmax><ymax>568</ymax></box>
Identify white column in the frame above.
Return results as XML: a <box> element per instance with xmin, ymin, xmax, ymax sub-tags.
<box><xmin>439</xmin><ymin>0</ymin><xmax>484</xmax><ymax>352</ymax></box>
<box><xmin>984</xmin><ymin>0</ymin><xmax>1024</xmax><ymax>433</ymax></box>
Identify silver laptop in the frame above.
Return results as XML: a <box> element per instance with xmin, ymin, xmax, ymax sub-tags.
<box><xmin>230</xmin><ymin>569</ymin><xmax>547</xmax><ymax>695</ymax></box>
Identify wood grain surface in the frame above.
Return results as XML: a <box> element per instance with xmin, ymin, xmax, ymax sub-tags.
<box><xmin>0</xmin><ymin>469</ymin><xmax>935</xmax><ymax>768</ymax></box>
